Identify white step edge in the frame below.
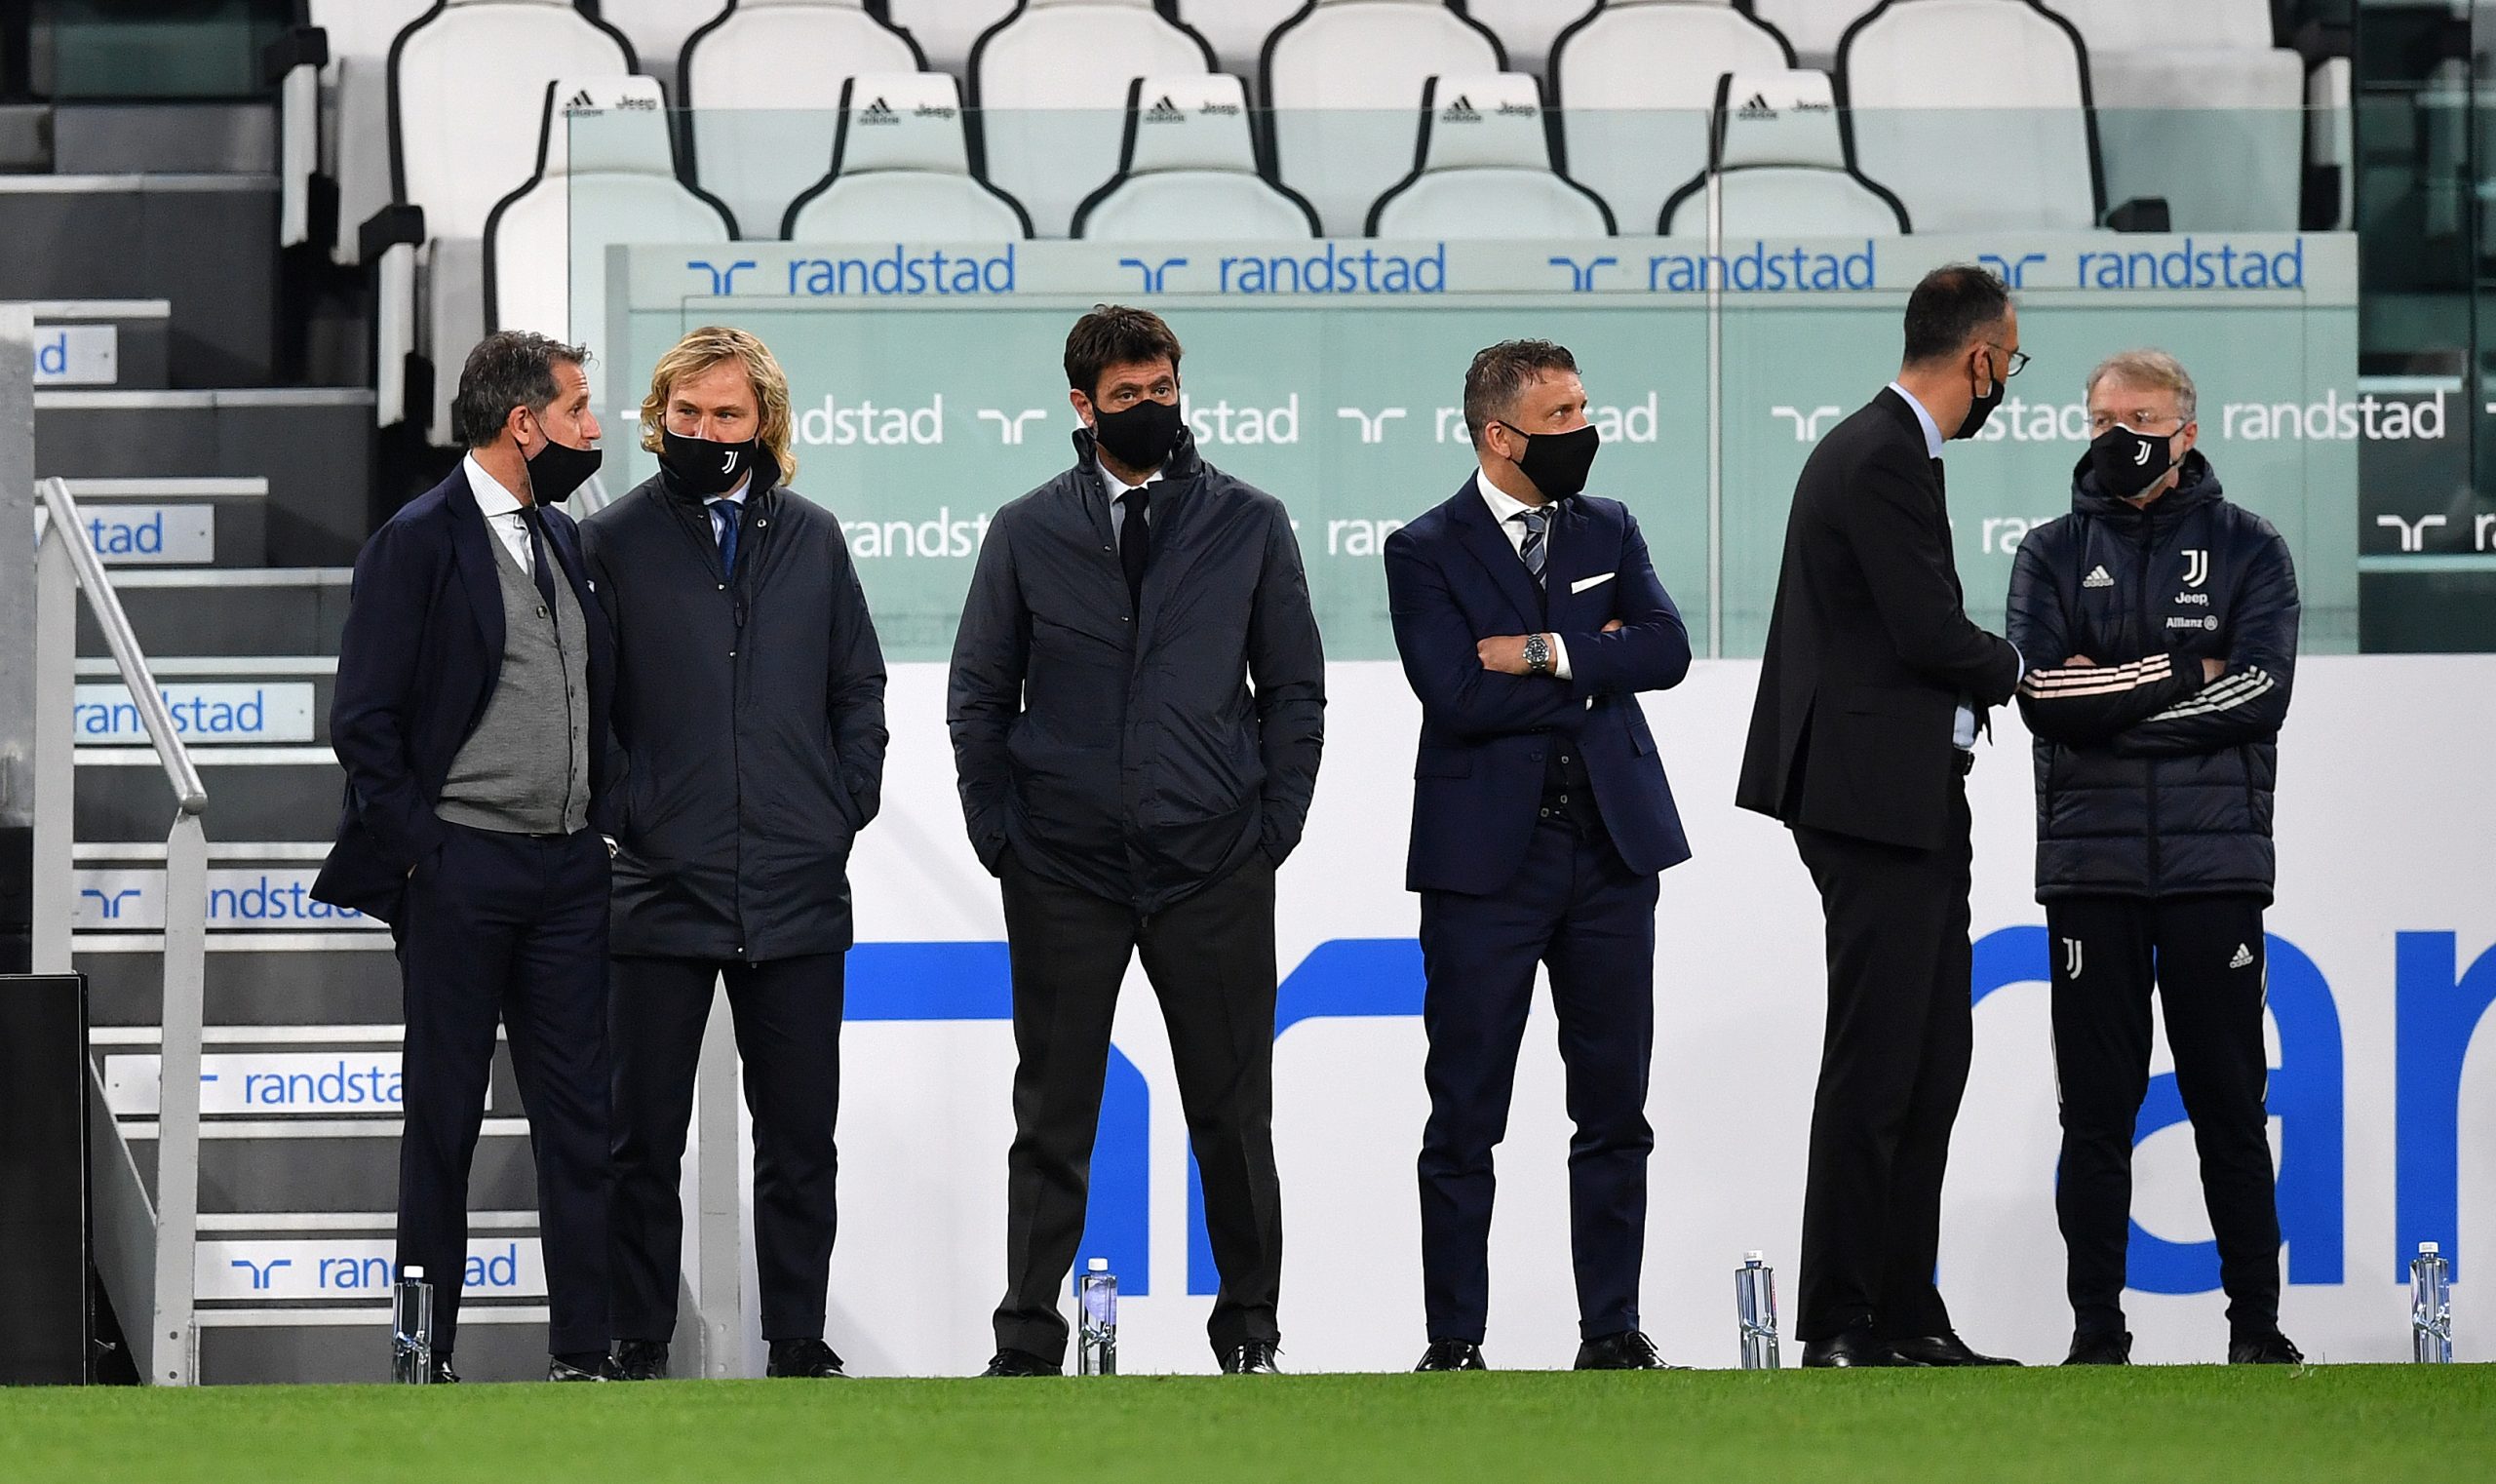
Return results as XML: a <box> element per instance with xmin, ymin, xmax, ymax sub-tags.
<box><xmin>76</xmin><ymin>656</ymin><xmax>335</xmax><ymax>678</ymax></box>
<box><xmin>75</xmin><ymin>932</ymin><xmax>390</xmax><ymax>953</ymax></box>
<box><xmin>21</xmin><ymin>299</ymin><xmax>174</xmax><ymax>321</ymax></box>
<box><xmin>123</xmin><ymin>1117</ymin><xmax>532</xmax><ymax>1140</ymax></box>
<box><xmin>199</xmin><ymin>1211</ymin><xmax>537</xmax><ymax>1233</ymax></box>
<box><xmin>76</xmin><ymin>840</ymin><xmax>335</xmax><ymax>861</ymax></box>
<box><xmin>107</xmin><ymin>566</ymin><xmax>352</xmax><ymax>588</ymax></box>
<box><xmin>93</xmin><ymin>1025</ymin><xmax>447</xmax><ymax>1047</ymax></box>
<box><xmin>36</xmin><ymin>388</ymin><xmax>370</xmax><ymax>410</ymax></box>
<box><xmin>55</xmin><ymin>477</ymin><xmax>267</xmax><ymax>498</ymax></box>
<box><xmin>78</xmin><ymin>744</ymin><xmax>334</xmax><ymax>765</ymax></box>
<box><xmin>197</xmin><ymin>1306</ymin><xmax>550</xmax><ymax>1329</ymax></box>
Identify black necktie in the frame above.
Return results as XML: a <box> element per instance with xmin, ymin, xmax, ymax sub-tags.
<box><xmin>519</xmin><ymin>506</ymin><xmax>561</xmax><ymax>623</ymax></box>
<box><xmin>1119</xmin><ymin>486</ymin><xmax>1150</xmax><ymax>607</ymax></box>
<box><xmin>711</xmin><ymin>498</ymin><xmax>740</xmax><ymax>581</ymax></box>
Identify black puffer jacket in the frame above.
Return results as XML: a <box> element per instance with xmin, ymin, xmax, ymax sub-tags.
<box><xmin>2005</xmin><ymin>451</ymin><xmax>2299</xmax><ymax>903</ymax></box>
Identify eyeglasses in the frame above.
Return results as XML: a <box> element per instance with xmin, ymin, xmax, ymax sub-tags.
<box><xmin>2086</xmin><ymin>410</ymin><xmax>2189</xmax><ymax>435</ymax></box>
<box><xmin>1988</xmin><ymin>344</ymin><xmax>2030</xmax><ymax>379</ymax></box>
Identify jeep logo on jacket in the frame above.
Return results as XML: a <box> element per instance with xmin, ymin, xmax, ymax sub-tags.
<box><xmin>2006</xmin><ymin>449</ymin><xmax>2301</xmax><ymax>902</ymax></box>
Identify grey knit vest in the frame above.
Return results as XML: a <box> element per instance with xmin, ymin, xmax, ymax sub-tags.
<box><xmin>435</xmin><ymin>521</ymin><xmax>591</xmax><ymax>835</ymax></box>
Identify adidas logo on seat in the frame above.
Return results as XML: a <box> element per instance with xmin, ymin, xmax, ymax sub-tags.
<box><xmin>859</xmin><ymin>98</ymin><xmax>898</xmax><ymax>125</ymax></box>
<box><xmin>1145</xmin><ymin>96</ymin><xmax>1186</xmax><ymax>124</ymax></box>
<box><xmin>2229</xmin><ymin>943</ymin><xmax>2255</xmax><ymax>969</ymax></box>
<box><xmin>1441</xmin><ymin>96</ymin><xmax>1480</xmax><ymax>123</ymax></box>
<box><xmin>562</xmin><ymin>88</ymin><xmax>597</xmax><ymax>111</ymax></box>
<box><xmin>1736</xmin><ymin>93</ymin><xmax>1776</xmax><ymax>120</ymax></box>
<box><xmin>2083</xmin><ymin>566</ymin><xmax>2115</xmax><ymax>588</ymax></box>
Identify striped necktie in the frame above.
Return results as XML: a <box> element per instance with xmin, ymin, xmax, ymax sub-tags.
<box><xmin>1514</xmin><ymin>507</ymin><xmax>1548</xmax><ymax>586</ymax></box>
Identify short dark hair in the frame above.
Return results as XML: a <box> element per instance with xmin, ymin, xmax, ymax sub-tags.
<box><xmin>1463</xmin><ymin>339</ymin><xmax>1578</xmax><ymax>446</ymax></box>
<box><xmin>451</xmin><ymin>331</ymin><xmax>588</xmax><ymax>449</ymax></box>
<box><xmin>1064</xmin><ymin>304</ymin><xmax>1183</xmax><ymax>400</ymax></box>
<box><xmin>1901</xmin><ymin>265</ymin><xmax>2011</xmax><ymax>367</ymax></box>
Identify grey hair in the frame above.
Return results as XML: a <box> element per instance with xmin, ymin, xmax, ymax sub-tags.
<box><xmin>451</xmin><ymin>331</ymin><xmax>589</xmax><ymax>449</ymax></box>
<box><xmin>2086</xmin><ymin>348</ymin><xmax>2197</xmax><ymax>423</ymax></box>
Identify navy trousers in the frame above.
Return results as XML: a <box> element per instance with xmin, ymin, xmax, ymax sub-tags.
<box><xmin>394</xmin><ymin>822</ymin><xmax>612</xmax><ymax>1358</ymax></box>
<box><xmin>1417</xmin><ymin>817</ymin><xmax>1659</xmax><ymax>1345</ymax></box>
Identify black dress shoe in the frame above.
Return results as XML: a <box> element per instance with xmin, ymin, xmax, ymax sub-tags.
<box><xmin>547</xmin><ymin>1354</ymin><xmax>616</xmax><ymax>1382</ymax></box>
<box><xmin>1889</xmin><ymin>1333</ymin><xmax>2021</xmax><ymax>1367</ymax></box>
<box><xmin>1801</xmin><ymin>1330</ymin><xmax>1909</xmax><ymax>1368</ymax></box>
<box><xmin>2062</xmin><ymin>1330</ymin><xmax>2132</xmax><ymax>1366</ymax></box>
<box><xmin>612</xmin><ymin>1340</ymin><xmax>668</xmax><ymax>1382</ymax></box>
<box><xmin>1574</xmin><ymin>1331</ymin><xmax>1684</xmax><ymax>1371</ymax></box>
<box><xmin>767</xmin><ymin>1339</ymin><xmax>848</xmax><ymax>1378</ymax></box>
<box><xmin>979</xmin><ymin>1347</ymin><xmax>1061</xmax><ymax>1377</ymax></box>
<box><xmin>2228</xmin><ymin>1330</ymin><xmax>2305</xmax><ymax>1365</ymax></box>
<box><xmin>1220</xmin><ymin>1341</ymin><xmax>1283</xmax><ymax>1374</ymax></box>
<box><xmin>428</xmin><ymin>1358</ymin><xmax>460</xmax><ymax>1385</ymax></box>
<box><xmin>1414</xmin><ymin>1340</ymin><xmax>1487</xmax><ymax>1372</ymax></box>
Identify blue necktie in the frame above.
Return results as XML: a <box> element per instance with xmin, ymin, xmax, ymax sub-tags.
<box><xmin>711</xmin><ymin>499</ymin><xmax>740</xmax><ymax>580</ymax></box>
<box><xmin>1516</xmin><ymin>508</ymin><xmax>1548</xmax><ymax>586</ymax></box>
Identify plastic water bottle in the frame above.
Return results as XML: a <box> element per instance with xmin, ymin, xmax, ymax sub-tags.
<box><xmin>1736</xmin><ymin>1251</ymin><xmax>1780</xmax><ymax>1370</ymax></box>
<box><xmin>2412</xmin><ymin>1241</ymin><xmax>2453</xmax><ymax>1363</ymax></box>
<box><xmin>1077</xmin><ymin>1258</ymin><xmax>1117</xmax><ymax>1376</ymax></box>
<box><xmin>392</xmin><ymin>1266</ymin><xmax>435</xmax><ymax>1384</ymax></box>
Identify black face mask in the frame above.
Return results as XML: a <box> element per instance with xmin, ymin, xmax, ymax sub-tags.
<box><xmin>523</xmin><ymin>424</ymin><xmax>602</xmax><ymax>506</ymax></box>
<box><xmin>1952</xmin><ymin>353</ymin><xmax>2007</xmax><ymax>441</ymax></box>
<box><xmin>1501</xmin><ymin>421</ymin><xmax>1601</xmax><ymax>501</ymax></box>
<box><xmin>660</xmin><ymin>427</ymin><xmax>761</xmax><ymax>497</ymax></box>
<box><xmin>1090</xmin><ymin>396</ymin><xmax>1184</xmax><ymax>472</ymax></box>
<box><xmin>2089</xmin><ymin>422</ymin><xmax>2182</xmax><ymax>499</ymax></box>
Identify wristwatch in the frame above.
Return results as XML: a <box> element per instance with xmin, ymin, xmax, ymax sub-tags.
<box><xmin>1522</xmin><ymin>633</ymin><xmax>1552</xmax><ymax>677</ymax></box>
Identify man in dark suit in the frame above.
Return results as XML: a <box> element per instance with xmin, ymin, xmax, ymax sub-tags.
<box><xmin>1384</xmin><ymin>339</ymin><xmax>1693</xmax><ymax>1374</ymax></box>
<box><xmin>1735</xmin><ymin>266</ymin><xmax>2027</xmax><ymax>1368</ymax></box>
<box><xmin>313</xmin><ymin>331</ymin><xmax>618</xmax><ymax>1383</ymax></box>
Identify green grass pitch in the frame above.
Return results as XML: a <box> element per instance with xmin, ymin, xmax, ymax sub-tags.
<box><xmin>4</xmin><ymin>1366</ymin><xmax>2488</xmax><ymax>1483</ymax></box>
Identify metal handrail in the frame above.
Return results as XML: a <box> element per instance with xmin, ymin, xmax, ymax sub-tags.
<box><xmin>30</xmin><ymin>475</ymin><xmax>210</xmax><ymax>1386</ymax></box>
<box><xmin>36</xmin><ymin>478</ymin><xmax>208</xmax><ymax>812</ymax></box>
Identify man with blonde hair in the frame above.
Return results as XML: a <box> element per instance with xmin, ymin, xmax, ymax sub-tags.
<box><xmin>581</xmin><ymin>325</ymin><xmax>887</xmax><ymax>1380</ymax></box>
<box><xmin>2008</xmin><ymin>347</ymin><xmax>2303</xmax><ymax>1367</ymax></box>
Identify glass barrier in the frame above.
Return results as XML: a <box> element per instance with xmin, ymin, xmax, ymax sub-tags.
<box><xmin>555</xmin><ymin>104</ymin><xmax>2384</xmax><ymax>662</ymax></box>
<box><xmin>23</xmin><ymin>0</ymin><xmax>292</xmax><ymax>101</ymax></box>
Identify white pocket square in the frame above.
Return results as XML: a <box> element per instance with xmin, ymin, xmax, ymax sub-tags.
<box><xmin>1570</xmin><ymin>572</ymin><xmax>1616</xmax><ymax>595</ymax></box>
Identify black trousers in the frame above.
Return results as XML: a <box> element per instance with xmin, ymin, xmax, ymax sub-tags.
<box><xmin>994</xmin><ymin>851</ymin><xmax>1282</xmax><ymax>1363</ymax></box>
<box><xmin>394</xmin><ymin>822</ymin><xmax>611</xmax><ymax>1358</ymax></box>
<box><xmin>2048</xmin><ymin>894</ymin><xmax>2281</xmax><ymax>1339</ymax></box>
<box><xmin>1417</xmin><ymin>817</ymin><xmax>1658</xmax><ymax>1345</ymax></box>
<box><xmin>1790</xmin><ymin>777</ymin><xmax>1973</xmax><ymax>1344</ymax></box>
<box><xmin>607</xmin><ymin>953</ymin><xmax>845</xmax><ymax>1345</ymax></box>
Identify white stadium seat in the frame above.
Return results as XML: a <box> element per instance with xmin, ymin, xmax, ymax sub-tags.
<box><xmin>274</xmin><ymin>0</ymin><xmax>437</xmax><ymax>263</ymax></box>
<box><xmin>374</xmin><ymin>0</ymin><xmax>637</xmax><ymax>440</ymax></box>
<box><xmin>680</xmin><ymin>0</ymin><xmax>926</xmax><ymax>241</ymax></box>
<box><xmin>1175</xmin><ymin>0</ymin><xmax>1304</xmax><ymax>82</ymax></box>
<box><xmin>1660</xmin><ymin>68</ymin><xmax>1908</xmax><ymax>236</ymax></box>
<box><xmin>1837</xmin><ymin>0</ymin><xmax>2104</xmax><ymax>232</ymax></box>
<box><xmin>2049</xmin><ymin>0</ymin><xmax>2305</xmax><ymax>231</ymax></box>
<box><xmin>1073</xmin><ymin>73</ymin><xmax>1319</xmax><ymax>240</ymax></box>
<box><xmin>484</xmin><ymin>76</ymin><xmax>735</xmax><ymax>368</ymax></box>
<box><xmin>1750</xmin><ymin>0</ymin><xmax>1872</xmax><ymax>68</ymax></box>
<box><xmin>594</xmin><ymin>0</ymin><xmax>721</xmax><ymax>97</ymax></box>
<box><xmin>1264</xmin><ymin>0</ymin><xmax>1506</xmax><ymax>235</ymax></box>
<box><xmin>1368</xmin><ymin>73</ymin><xmax>1614</xmax><ymax>238</ymax></box>
<box><xmin>968</xmin><ymin>0</ymin><xmax>1217</xmax><ymax>237</ymax></box>
<box><xmin>783</xmin><ymin>71</ymin><xmax>1034</xmax><ymax>240</ymax></box>
<box><xmin>1462</xmin><ymin>0</ymin><xmax>1598</xmax><ymax>79</ymax></box>
<box><xmin>1550</xmin><ymin>0</ymin><xmax>1796</xmax><ymax>247</ymax></box>
<box><xmin>884</xmin><ymin>0</ymin><xmax>1017</xmax><ymax>71</ymax></box>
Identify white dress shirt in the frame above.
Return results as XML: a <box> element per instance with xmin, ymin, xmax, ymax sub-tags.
<box><xmin>1097</xmin><ymin>455</ymin><xmax>1164</xmax><ymax>553</ymax></box>
<box><xmin>462</xmin><ymin>452</ymin><xmax>537</xmax><ymax>573</ymax></box>
<box><xmin>1476</xmin><ymin>465</ymin><xmax>1573</xmax><ymax>680</ymax></box>
<box><xmin>1884</xmin><ymin>383</ymin><xmax>2017</xmax><ymax>749</ymax></box>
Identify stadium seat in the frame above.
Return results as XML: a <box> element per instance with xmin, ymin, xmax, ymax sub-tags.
<box><xmin>1837</xmin><ymin>0</ymin><xmax>2129</xmax><ymax>233</ymax></box>
<box><xmin>1368</xmin><ymin>73</ymin><xmax>1613</xmax><ymax>238</ymax></box>
<box><xmin>370</xmin><ymin>0</ymin><xmax>637</xmax><ymax>440</ymax></box>
<box><xmin>1462</xmin><ymin>0</ymin><xmax>1598</xmax><ymax>78</ymax></box>
<box><xmin>782</xmin><ymin>71</ymin><xmax>1034</xmax><ymax>240</ymax></box>
<box><xmin>1749</xmin><ymin>0</ymin><xmax>1870</xmax><ymax>68</ymax></box>
<box><xmin>2048</xmin><ymin>0</ymin><xmax>2305</xmax><ymax>231</ymax></box>
<box><xmin>1175</xmin><ymin>0</ymin><xmax>1304</xmax><ymax>82</ymax></box>
<box><xmin>680</xmin><ymin>0</ymin><xmax>926</xmax><ymax>242</ymax></box>
<box><xmin>1550</xmin><ymin>0</ymin><xmax>1796</xmax><ymax>248</ymax></box>
<box><xmin>484</xmin><ymin>76</ymin><xmax>734</xmax><ymax>375</ymax></box>
<box><xmin>967</xmin><ymin>0</ymin><xmax>1217</xmax><ymax>237</ymax></box>
<box><xmin>1659</xmin><ymin>68</ymin><xmax>1908</xmax><ymax>236</ymax></box>
<box><xmin>1264</xmin><ymin>0</ymin><xmax>1506</xmax><ymax>236</ymax></box>
<box><xmin>595</xmin><ymin>0</ymin><xmax>722</xmax><ymax>97</ymax></box>
<box><xmin>884</xmin><ymin>0</ymin><xmax>1016</xmax><ymax>71</ymax></box>
<box><xmin>1072</xmin><ymin>74</ymin><xmax>1319</xmax><ymax>240</ymax></box>
<box><xmin>270</xmin><ymin>0</ymin><xmax>437</xmax><ymax>264</ymax></box>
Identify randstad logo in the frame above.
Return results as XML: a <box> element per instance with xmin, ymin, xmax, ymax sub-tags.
<box><xmin>1440</xmin><ymin>96</ymin><xmax>1480</xmax><ymax>123</ymax></box>
<box><xmin>1145</xmin><ymin>96</ymin><xmax>1187</xmax><ymax>124</ymax></box>
<box><xmin>859</xmin><ymin>97</ymin><xmax>900</xmax><ymax>125</ymax></box>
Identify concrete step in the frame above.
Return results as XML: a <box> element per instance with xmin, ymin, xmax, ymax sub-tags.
<box><xmin>38</xmin><ymin>389</ymin><xmax>374</xmax><ymax>565</ymax></box>
<box><xmin>74</xmin><ymin>747</ymin><xmax>341</xmax><ymax>843</ymax></box>
<box><xmin>201</xmin><ymin>1310</ymin><xmax>553</xmax><ymax>1386</ymax></box>
<box><xmin>72</xmin><ymin>655</ymin><xmax>334</xmax><ymax>749</ymax></box>
<box><xmin>76</xmin><ymin>933</ymin><xmax>397</xmax><ymax>1027</ymax></box>
<box><xmin>122</xmin><ymin>1119</ymin><xmax>539</xmax><ymax>1218</ymax></box>
<box><xmin>78</xmin><ymin>568</ymin><xmax>351</xmax><ymax>660</ymax></box>
<box><xmin>54</xmin><ymin>477</ymin><xmax>269</xmax><ymax>569</ymax></box>
<box><xmin>25</xmin><ymin>299</ymin><xmax>173</xmax><ymax>390</ymax></box>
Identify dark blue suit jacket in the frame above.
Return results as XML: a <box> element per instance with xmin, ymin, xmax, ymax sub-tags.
<box><xmin>311</xmin><ymin>464</ymin><xmax>615</xmax><ymax>923</ymax></box>
<box><xmin>1384</xmin><ymin>476</ymin><xmax>1694</xmax><ymax>897</ymax></box>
